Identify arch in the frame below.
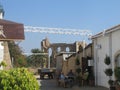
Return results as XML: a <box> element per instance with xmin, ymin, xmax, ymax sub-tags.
<box><xmin>48</xmin><ymin>48</ymin><xmax>52</xmax><ymax>56</ymax></box>
<box><xmin>66</xmin><ymin>47</ymin><xmax>70</xmax><ymax>52</ymax></box>
<box><xmin>79</xmin><ymin>45</ymin><xmax>83</xmax><ymax>51</ymax></box>
<box><xmin>57</xmin><ymin>47</ymin><xmax>61</xmax><ymax>52</ymax></box>
<box><xmin>114</xmin><ymin>50</ymin><xmax>120</xmax><ymax>67</ymax></box>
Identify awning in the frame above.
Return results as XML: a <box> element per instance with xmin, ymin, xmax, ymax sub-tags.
<box><xmin>0</xmin><ymin>19</ymin><xmax>24</xmax><ymax>41</ymax></box>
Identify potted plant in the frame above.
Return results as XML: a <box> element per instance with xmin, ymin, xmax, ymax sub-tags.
<box><xmin>76</xmin><ymin>68</ymin><xmax>81</xmax><ymax>74</ymax></box>
<box><xmin>76</xmin><ymin>57</ymin><xmax>80</xmax><ymax>65</ymax></box>
<box><xmin>108</xmin><ymin>80</ymin><xmax>116</xmax><ymax>90</ymax></box>
<box><xmin>75</xmin><ymin>56</ymin><xmax>81</xmax><ymax>86</ymax></box>
<box><xmin>104</xmin><ymin>68</ymin><xmax>113</xmax><ymax>76</ymax></box>
<box><xmin>89</xmin><ymin>71</ymin><xmax>95</xmax><ymax>86</ymax></box>
<box><xmin>104</xmin><ymin>55</ymin><xmax>115</xmax><ymax>90</ymax></box>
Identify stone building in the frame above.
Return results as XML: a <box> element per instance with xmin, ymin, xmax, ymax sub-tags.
<box><xmin>58</xmin><ymin>42</ymin><xmax>94</xmax><ymax>79</ymax></box>
<box><xmin>64</xmin><ymin>43</ymin><xmax>93</xmax><ymax>75</ymax></box>
<box><xmin>41</xmin><ymin>37</ymin><xmax>85</xmax><ymax>68</ymax></box>
<box><xmin>56</xmin><ymin>52</ymin><xmax>76</xmax><ymax>75</ymax></box>
<box><xmin>64</xmin><ymin>53</ymin><xmax>77</xmax><ymax>75</ymax></box>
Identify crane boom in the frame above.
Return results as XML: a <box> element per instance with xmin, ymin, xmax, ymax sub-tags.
<box><xmin>24</xmin><ymin>26</ymin><xmax>92</xmax><ymax>36</ymax></box>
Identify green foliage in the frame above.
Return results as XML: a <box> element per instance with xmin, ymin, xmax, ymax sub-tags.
<box><xmin>115</xmin><ymin>67</ymin><xmax>120</xmax><ymax>80</ymax></box>
<box><xmin>76</xmin><ymin>57</ymin><xmax>80</xmax><ymax>65</ymax></box>
<box><xmin>8</xmin><ymin>41</ymin><xmax>27</xmax><ymax>67</ymax></box>
<box><xmin>108</xmin><ymin>80</ymin><xmax>114</xmax><ymax>86</ymax></box>
<box><xmin>76</xmin><ymin>68</ymin><xmax>81</xmax><ymax>74</ymax></box>
<box><xmin>0</xmin><ymin>61</ymin><xmax>7</xmax><ymax>67</ymax></box>
<box><xmin>0</xmin><ymin>68</ymin><xmax>39</xmax><ymax>90</ymax></box>
<box><xmin>104</xmin><ymin>55</ymin><xmax>111</xmax><ymax>65</ymax></box>
<box><xmin>27</xmin><ymin>48</ymin><xmax>48</xmax><ymax>68</ymax></box>
<box><xmin>104</xmin><ymin>55</ymin><xmax>114</xmax><ymax>87</ymax></box>
<box><xmin>104</xmin><ymin>68</ymin><xmax>113</xmax><ymax>76</ymax></box>
<box><xmin>104</xmin><ymin>55</ymin><xmax>113</xmax><ymax>77</ymax></box>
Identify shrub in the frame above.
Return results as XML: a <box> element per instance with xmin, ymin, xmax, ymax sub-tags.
<box><xmin>104</xmin><ymin>55</ymin><xmax>115</xmax><ymax>88</ymax></box>
<box><xmin>108</xmin><ymin>80</ymin><xmax>114</xmax><ymax>86</ymax></box>
<box><xmin>115</xmin><ymin>67</ymin><xmax>120</xmax><ymax>80</ymax></box>
<box><xmin>104</xmin><ymin>68</ymin><xmax>113</xmax><ymax>76</ymax></box>
<box><xmin>76</xmin><ymin>68</ymin><xmax>81</xmax><ymax>74</ymax></box>
<box><xmin>0</xmin><ymin>68</ymin><xmax>39</xmax><ymax>90</ymax></box>
<box><xmin>0</xmin><ymin>61</ymin><xmax>7</xmax><ymax>67</ymax></box>
<box><xmin>104</xmin><ymin>55</ymin><xmax>111</xmax><ymax>65</ymax></box>
<box><xmin>76</xmin><ymin>57</ymin><xmax>80</xmax><ymax>65</ymax></box>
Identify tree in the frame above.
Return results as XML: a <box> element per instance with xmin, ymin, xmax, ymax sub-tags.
<box><xmin>8</xmin><ymin>41</ymin><xmax>27</xmax><ymax>67</ymax></box>
<box><xmin>27</xmin><ymin>48</ymin><xmax>48</xmax><ymax>68</ymax></box>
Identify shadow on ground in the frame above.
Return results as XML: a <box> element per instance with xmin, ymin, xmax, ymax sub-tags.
<box><xmin>37</xmin><ymin>77</ymin><xmax>109</xmax><ymax>90</ymax></box>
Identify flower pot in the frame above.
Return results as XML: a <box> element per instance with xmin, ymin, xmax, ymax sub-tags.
<box><xmin>116</xmin><ymin>85</ymin><xmax>120</xmax><ymax>90</ymax></box>
<box><xmin>110</xmin><ymin>86</ymin><xmax>116</xmax><ymax>90</ymax></box>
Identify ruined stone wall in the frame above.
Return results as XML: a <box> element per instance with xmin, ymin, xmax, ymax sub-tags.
<box><xmin>67</xmin><ymin>55</ymin><xmax>76</xmax><ymax>74</ymax></box>
<box><xmin>41</xmin><ymin>38</ymin><xmax>85</xmax><ymax>68</ymax></box>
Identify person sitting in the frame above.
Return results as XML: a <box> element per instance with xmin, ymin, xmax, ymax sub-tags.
<box><xmin>66</xmin><ymin>70</ymin><xmax>75</xmax><ymax>87</ymax></box>
<box><xmin>58</xmin><ymin>72</ymin><xmax>67</xmax><ymax>87</ymax></box>
<box><xmin>67</xmin><ymin>69</ymin><xmax>75</xmax><ymax>80</ymax></box>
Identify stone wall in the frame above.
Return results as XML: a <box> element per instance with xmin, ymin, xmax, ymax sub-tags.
<box><xmin>3</xmin><ymin>41</ymin><xmax>12</xmax><ymax>70</ymax></box>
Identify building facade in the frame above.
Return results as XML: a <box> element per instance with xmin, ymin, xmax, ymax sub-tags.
<box><xmin>0</xmin><ymin>5</ymin><xmax>24</xmax><ymax>70</ymax></box>
<box><xmin>92</xmin><ymin>24</ymin><xmax>120</xmax><ymax>87</ymax></box>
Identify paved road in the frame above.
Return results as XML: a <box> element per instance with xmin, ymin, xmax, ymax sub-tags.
<box><xmin>37</xmin><ymin>78</ymin><xmax>109</xmax><ymax>90</ymax></box>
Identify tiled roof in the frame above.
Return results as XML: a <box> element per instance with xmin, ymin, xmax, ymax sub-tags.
<box><xmin>0</xmin><ymin>19</ymin><xmax>24</xmax><ymax>41</ymax></box>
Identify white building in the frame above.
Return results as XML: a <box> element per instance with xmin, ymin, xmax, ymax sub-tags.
<box><xmin>92</xmin><ymin>25</ymin><xmax>120</xmax><ymax>87</ymax></box>
<box><xmin>0</xmin><ymin>5</ymin><xmax>5</xmax><ymax>70</ymax></box>
<box><xmin>0</xmin><ymin>5</ymin><xmax>24</xmax><ymax>70</ymax></box>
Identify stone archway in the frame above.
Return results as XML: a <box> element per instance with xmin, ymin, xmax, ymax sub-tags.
<box><xmin>41</xmin><ymin>38</ymin><xmax>84</xmax><ymax>67</ymax></box>
<box><xmin>114</xmin><ymin>50</ymin><xmax>120</xmax><ymax>67</ymax></box>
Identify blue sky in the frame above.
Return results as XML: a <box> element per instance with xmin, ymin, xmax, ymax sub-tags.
<box><xmin>1</xmin><ymin>0</ymin><xmax>120</xmax><ymax>53</ymax></box>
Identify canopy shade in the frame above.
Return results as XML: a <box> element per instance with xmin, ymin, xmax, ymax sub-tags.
<box><xmin>0</xmin><ymin>19</ymin><xmax>24</xmax><ymax>41</ymax></box>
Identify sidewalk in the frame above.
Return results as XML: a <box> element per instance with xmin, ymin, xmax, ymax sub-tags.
<box><xmin>37</xmin><ymin>78</ymin><xmax>109</xmax><ymax>90</ymax></box>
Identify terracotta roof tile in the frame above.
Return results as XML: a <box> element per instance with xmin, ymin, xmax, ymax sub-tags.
<box><xmin>0</xmin><ymin>19</ymin><xmax>24</xmax><ymax>41</ymax></box>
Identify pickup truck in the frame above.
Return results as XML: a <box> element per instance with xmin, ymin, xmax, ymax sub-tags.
<box><xmin>38</xmin><ymin>68</ymin><xmax>56</xmax><ymax>79</ymax></box>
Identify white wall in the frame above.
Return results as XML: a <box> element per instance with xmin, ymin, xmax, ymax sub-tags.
<box><xmin>94</xmin><ymin>29</ymin><xmax>120</xmax><ymax>88</ymax></box>
<box><xmin>0</xmin><ymin>8</ymin><xmax>4</xmax><ymax>70</ymax></box>
<box><xmin>112</xmin><ymin>30</ymin><xmax>120</xmax><ymax>78</ymax></box>
<box><xmin>0</xmin><ymin>42</ymin><xmax>4</xmax><ymax>70</ymax></box>
<box><xmin>0</xmin><ymin>13</ymin><xmax>3</xmax><ymax>19</ymax></box>
<box><xmin>94</xmin><ymin>36</ymin><xmax>110</xmax><ymax>87</ymax></box>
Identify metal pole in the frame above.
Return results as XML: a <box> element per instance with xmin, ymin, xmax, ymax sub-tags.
<box><xmin>48</xmin><ymin>54</ymin><xmax>50</xmax><ymax>69</ymax></box>
<box><xmin>83</xmin><ymin>40</ymin><xmax>85</xmax><ymax>57</ymax></box>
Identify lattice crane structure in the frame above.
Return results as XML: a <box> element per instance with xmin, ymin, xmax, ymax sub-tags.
<box><xmin>24</xmin><ymin>25</ymin><xmax>92</xmax><ymax>68</ymax></box>
<box><xmin>24</xmin><ymin>25</ymin><xmax>92</xmax><ymax>37</ymax></box>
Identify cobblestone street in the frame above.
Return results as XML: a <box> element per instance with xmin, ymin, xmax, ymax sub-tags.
<box><xmin>37</xmin><ymin>78</ymin><xmax>109</xmax><ymax>90</ymax></box>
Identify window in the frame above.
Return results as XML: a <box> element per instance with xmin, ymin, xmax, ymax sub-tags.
<box><xmin>66</xmin><ymin>47</ymin><xmax>70</xmax><ymax>52</ymax></box>
<box><xmin>57</xmin><ymin>47</ymin><xmax>61</xmax><ymax>52</ymax></box>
